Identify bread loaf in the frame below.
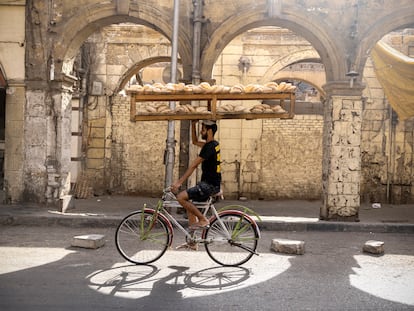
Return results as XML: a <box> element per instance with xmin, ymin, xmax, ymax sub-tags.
<box><xmin>128</xmin><ymin>81</ymin><xmax>296</xmax><ymax>95</ymax></box>
<box><xmin>146</xmin><ymin>106</ymin><xmax>157</xmax><ymax>113</ymax></box>
<box><xmin>230</xmin><ymin>84</ymin><xmax>244</xmax><ymax>94</ymax></box>
<box><xmin>199</xmin><ymin>82</ymin><xmax>212</xmax><ymax>93</ymax></box>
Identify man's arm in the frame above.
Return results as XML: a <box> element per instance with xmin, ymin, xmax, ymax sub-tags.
<box><xmin>192</xmin><ymin>120</ymin><xmax>205</xmax><ymax>147</ymax></box>
<box><xmin>171</xmin><ymin>156</ymin><xmax>204</xmax><ymax>192</ymax></box>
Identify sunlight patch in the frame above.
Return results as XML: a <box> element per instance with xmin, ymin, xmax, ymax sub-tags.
<box><xmin>87</xmin><ymin>251</ymin><xmax>292</xmax><ymax>299</ymax></box>
<box><xmin>350</xmin><ymin>254</ymin><xmax>414</xmax><ymax>306</ymax></box>
<box><xmin>0</xmin><ymin>247</ymin><xmax>76</xmax><ymax>275</ymax></box>
<box><xmin>256</xmin><ymin>216</ymin><xmax>320</xmax><ymax>223</ymax></box>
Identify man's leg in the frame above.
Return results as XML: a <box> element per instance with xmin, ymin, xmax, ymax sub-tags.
<box><xmin>176</xmin><ymin>190</ymin><xmax>209</xmax><ymax>227</ymax></box>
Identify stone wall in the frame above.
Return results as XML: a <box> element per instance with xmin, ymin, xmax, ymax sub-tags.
<box><xmin>1</xmin><ymin>3</ymin><xmax>26</xmax><ymax>203</ymax></box>
<box><xmin>4</xmin><ymin>84</ymin><xmax>25</xmax><ymax>203</ymax></box>
<box><xmin>361</xmin><ymin>58</ymin><xmax>414</xmax><ymax>204</ymax></box>
<box><xmin>106</xmin><ymin>96</ymin><xmax>179</xmax><ymax>195</ymax></box>
<box><xmin>259</xmin><ymin>116</ymin><xmax>323</xmax><ymax>199</ymax></box>
<box><xmin>77</xmin><ymin>24</ymin><xmax>414</xmax><ymax>203</ymax></box>
<box><xmin>3</xmin><ymin>0</ymin><xmax>414</xmax><ymax>206</ymax></box>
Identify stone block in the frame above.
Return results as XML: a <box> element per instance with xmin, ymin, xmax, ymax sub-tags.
<box><xmin>363</xmin><ymin>240</ymin><xmax>384</xmax><ymax>255</ymax></box>
<box><xmin>271</xmin><ymin>238</ymin><xmax>305</xmax><ymax>255</ymax></box>
<box><xmin>71</xmin><ymin>234</ymin><xmax>106</xmax><ymax>249</ymax></box>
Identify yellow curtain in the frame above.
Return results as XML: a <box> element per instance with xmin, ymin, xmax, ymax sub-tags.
<box><xmin>371</xmin><ymin>41</ymin><xmax>414</xmax><ymax>120</ymax></box>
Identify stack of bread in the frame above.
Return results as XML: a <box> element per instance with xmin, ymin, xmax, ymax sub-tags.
<box><xmin>136</xmin><ymin>102</ymin><xmax>286</xmax><ymax>115</ymax></box>
<box><xmin>249</xmin><ymin>104</ymin><xmax>286</xmax><ymax>114</ymax></box>
<box><xmin>128</xmin><ymin>81</ymin><xmax>296</xmax><ymax>95</ymax></box>
<box><xmin>136</xmin><ymin>102</ymin><xmax>212</xmax><ymax>115</ymax></box>
<box><xmin>217</xmin><ymin>103</ymin><xmax>286</xmax><ymax>114</ymax></box>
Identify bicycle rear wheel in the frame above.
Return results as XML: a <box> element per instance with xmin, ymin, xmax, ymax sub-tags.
<box><xmin>204</xmin><ymin>212</ymin><xmax>259</xmax><ymax>266</ymax></box>
<box><xmin>115</xmin><ymin>210</ymin><xmax>170</xmax><ymax>264</ymax></box>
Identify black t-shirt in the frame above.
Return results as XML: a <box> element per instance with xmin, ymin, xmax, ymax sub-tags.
<box><xmin>199</xmin><ymin>140</ymin><xmax>221</xmax><ymax>187</ymax></box>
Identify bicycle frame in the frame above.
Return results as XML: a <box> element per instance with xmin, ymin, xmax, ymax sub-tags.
<box><xmin>151</xmin><ymin>193</ymin><xmax>232</xmax><ymax>243</ymax></box>
<box><xmin>115</xmin><ymin>189</ymin><xmax>261</xmax><ymax>266</ymax></box>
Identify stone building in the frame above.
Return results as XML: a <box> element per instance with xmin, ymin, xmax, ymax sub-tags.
<box><xmin>0</xmin><ymin>0</ymin><xmax>413</xmax><ymax>221</ymax></box>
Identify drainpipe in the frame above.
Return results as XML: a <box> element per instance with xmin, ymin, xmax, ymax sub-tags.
<box><xmin>192</xmin><ymin>0</ymin><xmax>204</xmax><ymax>85</ymax></box>
<box><xmin>387</xmin><ymin>102</ymin><xmax>398</xmax><ymax>203</ymax></box>
<box><xmin>186</xmin><ymin>0</ymin><xmax>204</xmax><ymax>187</ymax></box>
<box><xmin>165</xmin><ymin>0</ymin><xmax>180</xmax><ymax>188</ymax></box>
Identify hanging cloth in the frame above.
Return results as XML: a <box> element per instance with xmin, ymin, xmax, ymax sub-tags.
<box><xmin>371</xmin><ymin>41</ymin><xmax>414</xmax><ymax>120</ymax></box>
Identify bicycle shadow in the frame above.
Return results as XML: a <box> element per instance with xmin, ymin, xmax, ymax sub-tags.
<box><xmin>87</xmin><ymin>262</ymin><xmax>252</xmax><ymax>300</ymax></box>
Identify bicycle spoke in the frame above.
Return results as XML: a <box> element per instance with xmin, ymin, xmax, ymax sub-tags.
<box><xmin>204</xmin><ymin>213</ymin><xmax>259</xmax><ymax>266</ymax></box>
<box><xmin>115</xmin><ymin>211</ymin><xmax>169</xmax><ymax>264</ymax></box>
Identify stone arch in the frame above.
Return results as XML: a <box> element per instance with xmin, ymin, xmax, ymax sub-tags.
<box><xmin>115</xmin><ymin>56</ymin><xmax>182</xmax><ymax>93</ymax></box>
<box><xmin>201</xmin><ymin>6</ymin><xmax>347</xmax><ymax>82</ymax></box>
<box><xmin>274</xmin><ymin>76</ymin><xmax>325</xmax><ymax>99</ymax></box>
<box><xmin>355</xmin><ymin>7</ymin><xmax>414</xmax><ymax>75</ymax></box>
<box><xmin>261</xmin><ymin>48</ymin><xmax>320</xmax><ymax>82</ymax></box>
<box><xmin>261</xmin><ymin>49</ymin><xmax>325</xmax><ymax>95</ymax></box>
<box><xmin>52</xmin><ymin>2</ymin><xmax>192</xmax><ymax>79</ymax></box>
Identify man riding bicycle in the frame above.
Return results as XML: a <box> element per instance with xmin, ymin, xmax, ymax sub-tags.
<box><xmin>171</xmin><ymin>120</ymin><xmax>221</xmax><ymax>231</ymax></box>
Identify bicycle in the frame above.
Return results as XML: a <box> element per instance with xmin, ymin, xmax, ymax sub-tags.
<box><xmin>115</xmin><ymin>188</ymin><xmax>261</xmax><ymax>266</ymax></box>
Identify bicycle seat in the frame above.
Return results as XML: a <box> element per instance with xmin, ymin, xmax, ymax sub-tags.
<box><xmin>192</xmin><ymin>190</ymin><xmax>224</xmax><ymax>205</ymax></box>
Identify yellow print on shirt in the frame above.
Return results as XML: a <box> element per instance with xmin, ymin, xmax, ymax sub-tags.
<box><xmin>215</xmin><ymin>144</ymin><xmax>221</xmax><ymax>173</ymax></box>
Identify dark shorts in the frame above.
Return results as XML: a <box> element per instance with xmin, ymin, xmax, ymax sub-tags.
<box><xmin>187</xmin><ymin>181</ymin><xmax>220</xmax><ymax>202</ymax></box>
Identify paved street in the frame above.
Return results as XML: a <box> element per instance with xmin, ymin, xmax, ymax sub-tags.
<box><xmin>0</xmin><ymin>225</ymin><xmax>413</xmax><ymax>310</ymax></box>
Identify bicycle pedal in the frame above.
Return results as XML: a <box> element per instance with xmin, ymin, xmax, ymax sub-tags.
<box><xmin>176</xmin><ymin>242</ymin><xmax>198</xmax><ymax>251</ymax></box>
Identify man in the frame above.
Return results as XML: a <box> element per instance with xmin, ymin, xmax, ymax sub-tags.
<box><xmin>171</xmin><ymin>120</ymin><xmax>221</xmax><ymax>231</ymax></box>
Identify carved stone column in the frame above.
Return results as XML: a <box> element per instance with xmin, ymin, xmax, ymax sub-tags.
<box><xmin>24</xmin><ymin>76</ymin><xmax>75</xmax><ymax>204</ymax></box>
<box><xmin>4</xmin><ymin>81</ymin><xmax>26</xmax><ymax>203</ymax></box>
<box><xmin>321</xmin><ymin>81</ymin><xmax>365</xmax><ymax>221</ymax></box>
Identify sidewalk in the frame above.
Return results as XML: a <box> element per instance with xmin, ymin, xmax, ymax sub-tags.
<box><xmin>0</xmin><ymin>195</ymin><xmax>413</xmax><ymax>233</ymax></box>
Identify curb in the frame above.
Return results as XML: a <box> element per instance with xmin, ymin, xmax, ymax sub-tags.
<box><xmin>1</xmin><ymin>214</ymin><xmax>414</xmax><ymax>233</ymax></box>
<box><xmin>259</xmin><ymin>220</ymin><xmax>414</xmax><ymax>233</ymax></box>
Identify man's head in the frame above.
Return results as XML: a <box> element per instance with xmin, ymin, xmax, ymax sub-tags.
<box><xmin>201</xmin><ymin>120</ymin><xmax>217</xmax><ymax>139</ymax></box>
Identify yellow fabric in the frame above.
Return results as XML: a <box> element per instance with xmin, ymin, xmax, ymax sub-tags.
<box><xmin>371</xmin><ymin>41</ymin><xmax>414</xmax><ymax>120</ymax></box>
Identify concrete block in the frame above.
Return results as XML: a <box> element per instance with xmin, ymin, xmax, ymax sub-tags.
<box><xmin>271</xmin><ymin>238</ymin><xmax>305</xmax><ymax>255</ymax></box>
<box><xmin>363</xmin><ymin>240</ymin><xmax>384</xmax><ymax>255</ymax></box>
<box><xmin>71</xmin><ymin>234</ymin><xmax>106</xmax><ymax>249</ymax></box>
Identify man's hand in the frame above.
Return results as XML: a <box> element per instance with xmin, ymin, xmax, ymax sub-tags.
<box><xmin>171</xmin><ymin>181</ymin><xmax>181</xmax><ymax>193</ymax></box>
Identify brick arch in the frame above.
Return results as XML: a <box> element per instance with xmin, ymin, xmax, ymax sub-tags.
<box><xmin>355</xmin><ymin>7</ymin><xmax>414</xmax><ymax>75</ymax></box>
<box><xmin>201</xmin><ymin>6</ymin><xmax>346</xmax><ymax>82</ymax></box>
<box><xmin>115</xmin><ymin>56</ymin><xmax>183</xmax><ymax>93</ymax></box>
<box><xmin>53</xmin><ymin>2</ymin><xmax>191</xmax><ymax>79</ymax></box>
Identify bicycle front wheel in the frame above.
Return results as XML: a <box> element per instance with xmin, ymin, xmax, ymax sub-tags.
<box><xmin>115</xmin><ymin>210</ymin><xmax>170</xmax><ymax>264</ymax></box>
<box><xmin>204</xmin><ymin>212</ymin><xmax>259</xmax><ymax>266</ymax></box>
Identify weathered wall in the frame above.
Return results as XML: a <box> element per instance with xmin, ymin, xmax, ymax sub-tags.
<box><xmin>2</xmin><ymin>0</ymin><xmax>414</xmax><ymax>215</ymax></box>
<box><xmin>71</xmin><ymin>24</ymin><xmax>414</xmax><ymax>204</ymax></box>
<box><xmin>80</xmin><ymin>25</ymin><xmax>327</xmax><ymax>199</ymax></box>
<box><xmin>109</xmin><ymin>96</ymin><xmax>179</xmax><ymax>195</ymax></box>
<box><xmin>259</xmin><ymin>116</ymin><xmax>323</xmax><ymax>199</ymax></box>
<box><xmin>1</xmin><ymin>2</ymin><xmax>26</xmax><ymax>203</ymax></box>
<box><xmin>361</xmin><ymin>57</ymin><xmax>414</xmax><ymax>204</ymax></box>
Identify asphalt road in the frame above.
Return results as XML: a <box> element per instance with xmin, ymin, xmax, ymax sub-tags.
<box><xmin>0</xmin><ymin>225</ymin><xmax>413</xmax><ymax>311</ymax></box>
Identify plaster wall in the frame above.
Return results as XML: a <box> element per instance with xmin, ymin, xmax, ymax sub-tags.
<box><xmin>0</xmin><ymin>4</ymin><xmax>25</xmax><ymax>81</ymax></box>
<box><xmin>1</xmin><ymin>3</ymin><xmax>26</xmax><ymax>203</ymax></box>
